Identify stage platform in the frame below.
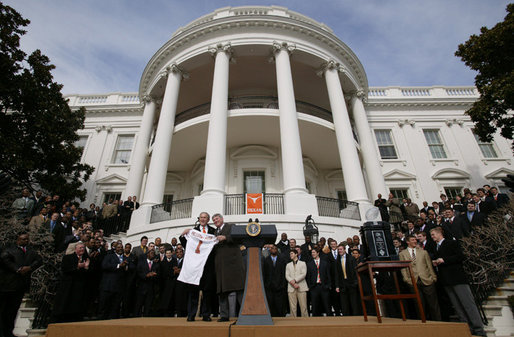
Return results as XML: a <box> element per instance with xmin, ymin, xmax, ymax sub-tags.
<box><xmin>45</xmin><ymin>316</ymin><xmax>473</xmax><ymax>337</ymax></box>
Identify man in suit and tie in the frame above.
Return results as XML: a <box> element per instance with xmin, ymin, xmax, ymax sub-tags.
<box><xmin>173</xmin><ymin>248</ymin><xmax>187</xmax><ymax>317</ymax></box>
<box><xmin>179</xmin><ymin>212</ymin><xmax>216</xmax><ymax>321</ymax></box>
<box><xmin>463</xmin><ymin>202</ymin><xmax>485</xmax><ymax>231</ymax></box>
<box><xmin>399</xmin><ymin>235</ymin><xmax>441</xmax><ymax>321</ymax></box>
<box><xmin>98</xmin><ymin>241</ymin><xmax>129</xmax><ymax>319</ymax></box>
<box><xmin>416</xmin><ymin>231</ymin><xmax>436</xmax><ymax>259</ymax></box>
<box><xmin>262</xmin><ymin>244</ymin><xmax>287</xmax><ymax>317</ymax></box>
<box><xmin>490</xmin><ymin>186</ymin><xmax>509</xmax><ymax>208</ymax></box>
<box><xmin>306</xmin><ymin>248</ymin><xmax>331</xmax><ymax>316</ymax></box>
<box><xmin>441</xmin><ymin>208</ymin><xmax>470</xmax><ymax>240</ymax></box>
<box><xmin>334</xmin><ymin>243</ymin><xmax>360</xmax><ymax>316</ymax></box>
<box><xmin>133</xmin><ymin>249</ymin><xmax>159</xmax><ymax>317</ymax></box>
<box><xmin>132</xmin><ymin>236</ymin><xmax>149</xmax><ymax>258</ymax></box>
<box><xmin>28</xmin><ymin>207</ymin><xmax>50</xmax><ymax>231</ymax></box>
<box><xmin>46</xmin><ymin>212</ymin><xmax>67</xmax><ymax>252</ymax></box>
<box><xmin>285</xmin><ymin>249</ymin><xmax>309</xmax><ymax>317</ymax></box>
<box><xmin>213</xmin><ymin>213</ymin><xmax>245</xmax><ymax>321</ymax></box>
<box><xmin>0</xmin><ymin>232</ymin><xmax>42</xmax><ymax>337</ymax></box>
<box><xmin>430</xmin><ymin>227</ymin><xmax>485</xmax><ymax>336</ymax></box>
<box><xmin>326</xmin><ymin>239</ymin><xmax>341</xmax><ymax>315</ymax></box>
<box><xmin>475</xmin><ymin>189</ymin><xmax>496</xmax><ymax>216</ymax></box>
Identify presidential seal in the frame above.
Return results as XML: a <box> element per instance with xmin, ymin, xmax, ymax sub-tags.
<box><xmin>246</xmin><ymin>221</ymin><xmax>261</xmax><ymax>237</ymax></box>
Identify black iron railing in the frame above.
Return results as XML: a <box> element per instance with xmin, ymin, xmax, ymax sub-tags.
<box><xmin>150</xmin><ymin>198</ymin><xmax>194</xmax><ymax>223</ymax></box>
<box><xmin>174</xmin><ymin>96</ymin><xmax>333</xmax><ymax>126</ymax></box>
<box><xmin>316</xmin><ymin>196</ymin><xmax>361</xmax><ymax>220</ymax></box>
<box><xmin>224</xmin><ymin>193</ymin><xmax>285</xmax><ymax>215</ymax></box>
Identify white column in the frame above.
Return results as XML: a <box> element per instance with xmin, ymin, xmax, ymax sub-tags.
<box><xmin>141</xmin><ymin>65</ymin><xmax>184</xmax><ymax>205</ymax></box>
<box><xmin>202</xmin><ymin>44</ymin><xmax>231</xmax><ymax>195</ymax></box>
<box><xmin>272</xmin><ymin>42</ymin><xmax>317</xmax><ymax>215</ymax></box>
<box><xmin>323</xmin><ymin>61</ymin><xmax>369</xmax><ymax>204</ymax></box>
<box><xmin>351</xmin><ymin>93</ymin><xmax>388</xmax><ymax>199</ymax></box>
<box><xmin>192</xmin><ymin>44</ymin><xmax>231</xmax><ymax>216</ymax></box>
<box><xmin>273</xmin><ymin>42</ymin><xmax>307</xmax><ymax>195</ymax></box>
<box><xmin>124</xmin><ymin>97</ymin><xmax>157</xmax><ymax>199</ymax></box>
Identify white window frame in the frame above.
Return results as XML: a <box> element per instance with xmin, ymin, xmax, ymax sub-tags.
<box><xmin>111</xmin><ymin>134</ymin><xmax>135</xmax><ymax>165</ymax></box>
<box><xmin>423</xmin><ymin>129</ymin><xmax>448</xmax><ymax>159</ymax></box>
<box><xmin>473</xmin><ymin>133</ymin><xmax>498</xmax><ymax>159</ymax></box>
<box><xmin>374</xmin><ymin>129</ymin><xmax>398</xmax><ymax>159</ymax></box>
<box><xmin>75</xmin><ymin>134</ymin><xmax>90</xmax><ymax>161</ymax></box>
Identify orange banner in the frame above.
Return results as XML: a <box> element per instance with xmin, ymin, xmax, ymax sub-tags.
<box><xmin>246</xmin><ymin>193</ymin><xmax>263</xmax><ymax>214</ymax></box>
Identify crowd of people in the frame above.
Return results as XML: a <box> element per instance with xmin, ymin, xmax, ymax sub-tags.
<box><xmin>0</xmin><ymin>185</ymin><xmax>510</xmax><ymax>337</ymax></box>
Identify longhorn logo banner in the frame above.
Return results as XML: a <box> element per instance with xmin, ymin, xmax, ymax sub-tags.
<box><xmin>246</xmin><ymin>193</ymin><xmax>263</xmax><ymax>214</ymax></box>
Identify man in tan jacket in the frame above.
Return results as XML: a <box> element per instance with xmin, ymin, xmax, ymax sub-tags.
<box><xmin>102</xmin><ymin>199</ymin><xmax>118</xmax><ymax>219</ymax></box>
<box><xmin>400</xmin><ymin>234</ymin><xmax>441</xmax><ymax>321</ymax></box>
<box><xmin>285</xmin><ymin>249</ymin><xmax>308</xmax><ymax>317</ymax></box>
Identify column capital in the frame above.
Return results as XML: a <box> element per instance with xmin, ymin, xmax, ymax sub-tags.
<box><xmin>159</xmin><ymin>63</ymin><xmax>189</xmax><ymax>80</ymax></box>
<box><xmin>351</xmin><ymin>89</ymin><xmax>368</xmax><ymax>103</ymax></box>
<box><xmin>316</xmin><ymin>59</ymin><xmax>348</xmax><ymax>77</ymax></box>
<box><xmin>208</xmin><ymin>42</ymin><xmax>234</xmax><ymax>57</ymax></box>
<box><xmin>141</xmin><ymin>95</ymin><xmax>154</xmax><ymax>104</ymax></box>
<box><xmin>272</xmin><ymin>41</ymin><xmax>296</xmax><ymax>55</ymax></box>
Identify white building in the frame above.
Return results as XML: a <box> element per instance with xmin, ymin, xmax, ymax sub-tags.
<box><xmin>68</xmin><ymin>6</ymin><xmax>513</xmax><ymax>244</ymax></box>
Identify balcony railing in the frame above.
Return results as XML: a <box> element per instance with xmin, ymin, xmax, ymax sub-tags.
<box><xmin>316</xmin><ymin>196</ymin><xmax>361</xmax><ymax>220</ymax></box>
<box><xmin>150</xmin><ymin>198</ymin><xmax>193</xmax><ymax>223</ymax></box>
<box><xmin>225</xmin><ymin>193</ymin><xmax>285</xmax><ymax>215</ymax></box>
<box><xmin>174</xmin><ymin>96</ymin><xmax>333</xmax><ymax>126</ymax></box>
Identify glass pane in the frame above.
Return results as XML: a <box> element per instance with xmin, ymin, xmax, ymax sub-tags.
<box><xmin>244</xmin><ymin>171</ymin><xmax>265</xmax><ymax>193</ymax></box>
<box><xmin>117</xmin><ymin>136</ymin><xmax>134</xmax><ymax>150</ymax></box>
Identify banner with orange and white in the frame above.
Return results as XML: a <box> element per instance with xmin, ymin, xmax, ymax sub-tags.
<box><xmin>246</xmin><ymin>193</ymin><xmax>263</xmax><ymax>214</ymax></box>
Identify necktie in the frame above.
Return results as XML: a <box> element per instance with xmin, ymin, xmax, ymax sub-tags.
<box><xmin>341</xmin><ymin>256</ymin><xmax>347</xmax><ymax>279</ymax></box>
<box><xmin>272</xmin><ymin>256</ymin><xmax>276</xmax><ymax>267</ymax></box>
<box><xmin>202</xmin><ymin>226</ymin><xmax>206</xmax><ymax>234</ymax></box>
<box><xmin>468</xmin><ymin>212</ymin><xmax>473</xmax><ymax>222</ymax></box>
<box><xmin>411</xmin><ymin>249</ymin><xmax>416</xmax><ymax>261</ymax></box>
<box><xmin>437</xmin><ymin>243</ymin><xmax>441</xmax><ymax>251</ymax></box>
<box><xmin>21</xmin><ymin>247</ymin><xmax>26</xmax><ymax>253</ymax></box>
<box><xmin>333</xmin><ymin>251</ymin><xmax>337</xmax><ymax>259</ymax></box>
<box><xmin>148</xmin><ymin>261</ymin><xmax>152</xmax><ymax>270</ymax></box>
<box><xmin>50</xmin><ymin>221</ymin><xmax>55</xmax><ymax>231</ymax></box>
<box><xmin>316</xmin><ymin>260</ymin><xmax>320</xmax><ymax>283</ymax></box>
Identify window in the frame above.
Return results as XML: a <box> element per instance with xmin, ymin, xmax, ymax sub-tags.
<box><xmin>112</xmin><ymin>135</ymin><xmax>134</xmax><ymax>164</ymax></box>
<box><xmin>163</xmin><ymin>194</ymin><xmax>174</xmax><ymax>212</ymax></box>
<box><xmin>75</xmin><ymin>135</ymin><xmax>88</xmax><ymax>155</ymax></box>
<box><xmin>244</xmin><ymin>171</ymin><xmax>265</xmax><ymax>193</ymax></box>
<box><xmin>374</xmin><ymin>130</ymin><xmax>398</xmax><ymax>159</ymax></box>
<box><xmin>423</xmin><ymin>130</ymin><xmax>447</xmax><ymax>159</ymax></box>
<box><xmin>444</xmin><ymin>187</ymin><xmax>463</xmax><ymax>199</ymax></box>
<box><xmin>103</xmin><ymin>192</ymin><xmax>121</xmax><ymax>204</ymax></box>
<box><xmin>473</xmin><ymin>134</ymin><xmax>498</xmax><ymax>158</ymax></box>
<box><xmin>390</xmin><ymin>188</ymin><xmax>409</xmax><ymax>199</ymax></box>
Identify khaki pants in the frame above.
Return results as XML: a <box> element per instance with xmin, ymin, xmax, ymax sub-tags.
<box><xmin>288</xmin><ymin>290</ymin><xmax>308</xmax><ymax>317</ymax></box>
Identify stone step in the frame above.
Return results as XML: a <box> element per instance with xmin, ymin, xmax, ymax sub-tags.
<box><xmin>483</xmin><ymin>305</ymin><xmax>503</xmax><ymax>317</ymax></box>
<box><xmin>19</xmin><ymin>307</ymin><xmax>36</xmax><ymax>319</ymax></box>
<box><xmin>485</xmin><ymin>295</ymin><xmax>509</xmax><ymax>306</ymax></box>
<box><xmin>497</xmin><ymin>287</ymin><xmax>514</xmax><ymax>295</ymax></box>
<box><xmin>485</xmin><ymin>326</ymin><xmax>497</xmax><ymax>337</ymax></box>
<box><xmin>26</xmin><ymin>329</ymin><xmax>46</xmax><ymax>337</ymax></box>
<box><xmin>501</xmin><ymin>279</ymin><xmax>514</xmax><ymax>288</ymax></box>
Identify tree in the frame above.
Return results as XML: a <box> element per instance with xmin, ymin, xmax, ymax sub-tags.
<box><xmin>455</xmin><ymin>4</ymin><xmax>514</xmax><ymax>148</ymax></box>
<box><xmin>0</xmin><ymin>2</ymin><xmax>93</xmax><ymax>201</ymax></box>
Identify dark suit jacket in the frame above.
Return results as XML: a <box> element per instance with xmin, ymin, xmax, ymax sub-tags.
<box><xmin>441</xmin><ymin>216</ymin><xmax>470</xmax><ymax>240</ymax></box>
<box><xmin>263</xmin><ymin>254</ymin><xmax>287</xmax><ymax>292</ymax></box>
<box><xmin>462</xmin><ymin>211</ymin><xmax>486</xmax><ymax>229</ymax></box>
<box><xmin>0</xmin><ymin>245</ymin><xmax>42</xmax><ymax>292</ymax></box>
<box><xmin>136</xmin><ymin>254</ymin><xmax>159</xmax><ymax>295</ymax></box>
<box><xmin>214</xmin><ymin>223</ymin><xmax>245</xmax><ymax>294</ymax></box>
<box><xmin>306</xmin><ymin>258</ymin><xmax>331</xmax><ymax>290</ymax></box>
<box><xmin>493</xmin><ymin>193</ymin><xmax>509</xmax><ymax>208</ymax></box>
<box><xmin>433</xmin><ymin>239</ymin><xmax>468</xmax><ymax>286</ymax></box>
<box><xmin>334</xmin><ymin>253</ymin><xmax>358</xmax><ymax>289</ymax></box>
<box><xmin>476</xmin><ymin>197</ymin><xmax>496</xmax><ymax>215</ymax></box>
<box><xmin>100</xmin><ymin>252</ymin><xmax>129</xmax><ymax>292</ymax></box>
<box><xmin>45</xmin><ymin>221</ymin><xmax>67</xmax><ymax>252</ymax></box>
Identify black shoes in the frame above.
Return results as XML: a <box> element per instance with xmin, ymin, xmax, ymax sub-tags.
<box><xmin>217</xmin><ymin>317</ymin><xmax>229</xmax><ymax>322</ymax></box>
<box><xmin>202</xmin><ymin>316</ymin><xmax>212</xmax><ymax>322</ymax></box>
<box><xmin>187</xmin><ymin>316</ymin><xmax>195</xmax><ymax>321</ymax></box>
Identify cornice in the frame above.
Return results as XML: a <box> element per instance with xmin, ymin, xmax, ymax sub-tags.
<box><xmin>139</xmin><ymin>13</ymin><xmax>368</xmax><ymax>96</ymax></box>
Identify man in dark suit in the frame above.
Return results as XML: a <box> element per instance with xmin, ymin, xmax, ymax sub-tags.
<box><xmin>431</xmin><ymin>227</ymin><xmax>485</xmax><ymax>336</ymax></box>
<box><xmin>490</xmin><ymin>187</ymin><xmax>509</xmax><ymax>208</ymax></box>
<box><xmin>213</xmin><ymin>213</ymin><xmax>245</xmax><ymax>321</ymax></box>
<box><xmin>0</xmin><ymin>232</ymin><xmax>42</xmax><ymax>337</ymax></box>
<box><xmin>45</xmin><ymin>212</ymin><xmax>67</xmax><ymax>252</ymax></box>
<box><xmin>276</xmin><ymin>233</ymin><xmax>289</xmax><ymax>255</ymax></box>
<box><xmin>179</xmin><ymin>212</ymin><xmax>216</xmax><ymax>321</ymax></box>
<box><xmin>475</xmin><ymin>189</ymin><xmax>496</xmax><ymax>216</ymax></box>
<box><xmin>441</xmin><ymin>208</ymin><xmax>470</xmax><ymax>240</ymax></box>
<box><xmin>326</xmin><ymin>239</ymin><xmax>341</xmax><ymax>315</ymax></box>
<box><xmin>158</xmin><ymin>248</ymin><xmax>178</xmax><ymax>316</ymax></box>
<box><xmin>420</xmin><ymin>201</ymin><xmax>434</xmax><ymax>215</ymax></box>
<box><xmin>334</xmin><ymin>243</ymin><xmax>360</xmax><ymax>316</ymax></box>
<box><xmin>121</xmin><ymin>243</ymin><xmax>138</xmax><ymax>318</ymax></box>
<box><xmin>133</xmin><ymin>249</ymin><xmax>159</xmax><ymax>317</ymax></box>
<box><xmin>306</xmin><ymin>248</ymin><xmax>331</xmax><ymax>316</ymax></box>
<box><xmin>173</xmin><ymin>248</ymin><xmax>187</xmax><ymax>317</ymax></box>
<box><xmin>374</xmin><ymin>194</ymin><xmax>389</xmax><ymax>222</ymax></box>
<box><xmin>98</xmin><ymin>241</ymin><xmax>129</xmax><ymax>319</ymax></box>
<box><xmin>262</xmin><ymin>244</ymin><xmax>287</xmax><ymax>317</ymax></box>
<box><xmin>463</xmin><ymin>202</ymin><xmax>485</xmax><ymax>231</ymax></box>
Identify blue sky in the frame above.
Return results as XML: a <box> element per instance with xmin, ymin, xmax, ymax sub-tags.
<box><xmin>5</xmin><ymin>0</ymin><xmax>511</xmax><ymax>94</ymax></box>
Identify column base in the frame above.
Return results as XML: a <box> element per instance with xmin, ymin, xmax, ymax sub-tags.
<box><xmin>192</xmin><ymin>193</ymin><xmax>225</xmax><ymax>219</ymax></box>
<box><xmin>283</xmin><ymin>193</ymin><xmax>318</xmax><ymax>216</ymax></box>
<box><xmin>127</xmin><ymin>205</ymin><xmax>153</xmax><ymax>233</ymax></box>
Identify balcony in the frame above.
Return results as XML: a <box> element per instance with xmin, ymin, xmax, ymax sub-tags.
<box><xmin>150</xmin><ymin>198</ymin><xmax>194</xmax><ymax>223</ymax></box>
<box><xmin>174</xmin><ymin>96</ymin><xmax>333</xmax><ymax>126</ymax></box>
<box><xmin>316</xmin><ymin>196</ymin><xmax>361</xmax><ymax>220</ymax></box>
